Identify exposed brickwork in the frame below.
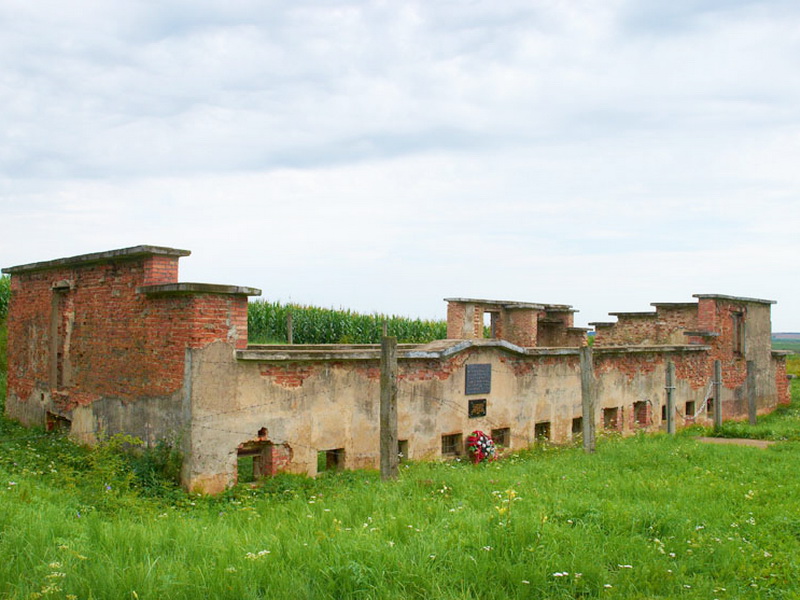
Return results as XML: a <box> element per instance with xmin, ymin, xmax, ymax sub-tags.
<box><xmin>503</xmin><ymin>308</ymin><xmax>539</xmax><ymax>347</ymax></box>
<box><xmin>142</xmin><ymin>255</ymin><xmax>181</xmax><ymax>286</ymax></box>
<box><xmin>4</xmin><ymin>249</ymin><xmax>254</xmax><ymax>417</ymax></box>
<box><xmin>259</xmin><ymin>363</ymin><xmax>316</xmax><ymax>388</ymax></box>
<box><xmin>697</xmin><ymin>298</ymin><xmax>717</xmax><ymax>332</ymax></box>
<box><xmin>595</xmin><ymin>351</ymin><xmax>660</xmax><ymax>381</ymax></box>
<box><xmin>446</xmin><ymin>302</ymin><xmax>467</xmax><ymax>339</ymax></box>
<box><xmin>400</xmin><ymin>351</ymin><xmax>471</xmax><ymax>382</ymax></box>
<box><xmin>499</xmin><ymin>353</ymin><xmax>579</xmax><ymax>376</ymax></box>
<box><xmin>773</xmin><ymin>356</ymin><xmax>790</xmax><ymax>405</ymax></box>
<box><xmin>593</xmin><ymin>350</ymin><xmax>709</xmax><ymax>389</ymax></box>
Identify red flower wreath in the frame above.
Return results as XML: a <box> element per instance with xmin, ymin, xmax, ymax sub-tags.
<box><xmin>466</xmin><ymin>430</ymin><xmax>496</xmax><ymax>464</ymax></box>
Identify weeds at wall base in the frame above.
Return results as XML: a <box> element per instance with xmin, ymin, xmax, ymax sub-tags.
<box><xmin>0</xmin><ymin>376</ymin><xmax>798</xmax><ymax>598</ymax></box>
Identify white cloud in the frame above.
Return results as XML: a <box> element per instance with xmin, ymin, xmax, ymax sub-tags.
<box><xmin>1</xmin><ymin>0</ymin><xmax>799</xmax><ymax>330</ymax></box>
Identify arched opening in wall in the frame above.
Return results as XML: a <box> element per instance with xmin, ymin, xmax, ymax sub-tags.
<box><xmin>237</xmin><ymin>440</ymin><xmax>274</xmax><ymax>484</ymax></box>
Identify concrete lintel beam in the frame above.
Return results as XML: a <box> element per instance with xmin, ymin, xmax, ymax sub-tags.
<box><xmin>139</xmin><ymin>282</ymin><xmax>262</xmax><ymax>296</ymax></box>
<box><xmin>3</xmin><ymin>245</ymin><xmax>191</xmax><ymax>275</ymax></box>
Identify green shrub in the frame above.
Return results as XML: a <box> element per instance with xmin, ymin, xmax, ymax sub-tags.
<box><xmin>0</xmin><ymin>274</ymin><xmax>9</xmax><ymax>321</ymax></box>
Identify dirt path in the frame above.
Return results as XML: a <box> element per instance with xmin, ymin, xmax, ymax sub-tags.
<box><xmin>696</xmin><ymin>437</ymin><xmax>775</xmax><ymax>449</ymax></box>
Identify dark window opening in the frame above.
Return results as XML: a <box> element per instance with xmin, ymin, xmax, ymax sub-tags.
<box><xmin>317</xmin><ymin>448</ymin><xmax>345</xmax><ymax>473</ymax></box>
<box><xmin>706</xmin><ymin>398</ymin><xmax>714</xmax><ymax>416</ymax></box>
<box><xmin>45</xmin><ymin>412</ymin><xmax>71</xmax><ymax>433</ymax></box>
<box><xmin>398</xmin><ymin>439</ymin><xmax>409</xmax><ymax>462</ymax></box>
<box><xmin>50</xmin><ymin>288</ymin><xmax>69</xmax><ymax>389</ymax></box>
<box><xmin>441</xmin><ymin>433</ymin><xmax>463</xmax><ymax>457</ymax></box>
<box><xmin>571</xmin><ymin>417</ymin><xmax>582</xmax><ymax>436</ymax></box>
<box><xmin>491</xmin><ymin>427</ymin><xmax>510</xmax><ymax>448</ymax></box>
<box><xmin>534</xmin><ymin>421</ymin><xmax>551</xmax><ymax>441</ymax></box>
<box><xmin>661</xmin><ymin>404</ymin><xmax>667</xmax><ymax>421</ymax></box>
<box><xmin>732</xmin><ymin>311</ymin><xmax>746</xmax><ymax>355</ymax></box>
<box><xmin>685</xmin><ymin>401</ymin><xmax>696</xmax><ymax>419</ymax></box>
<box><xmin>603</xmin><ymin>407</ymin><xmax>619</xmax><ymax>431</ymax></box>
<box><xmin>633</xmin><ymin>401</ymin><xmax>649</xmax><ymax>427</ymax></box>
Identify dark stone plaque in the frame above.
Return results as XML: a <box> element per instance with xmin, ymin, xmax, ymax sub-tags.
<box><xmin>465</xmin><ymin>363</ymin><xmax>491</xmax><ymax>395</ymax></box>
<box><xmin>468</xmin><ymin>399</ymin><xmax>487</xmax><ymax>418</ymax></box>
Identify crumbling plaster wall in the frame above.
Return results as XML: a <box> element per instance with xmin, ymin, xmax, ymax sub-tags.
<box><xmin>182</xmin><ymin>340</ymin><xmax>734</xmax><ymax>494</ymax></box>
<box><xmin>183</xmin><ymin>342</ymin><xmax>591</xmax><ymax>493</ymax></box>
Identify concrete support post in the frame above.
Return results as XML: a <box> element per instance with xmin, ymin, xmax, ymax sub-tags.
<box><xmin>714</xmin><ymin>360</ymin><xmax>723</xmax><ymax>431</ymax></box>
<box><xmin>665</xmin><ymin>360</ymin><xmax>675</xmax><ymax>435</ymax></box>
<box><xmin>380</xmin><ymin>336</ymin><xmax>399</xmax><ymax>480</ymax></box>
<box><xmin>579</xmin><ymin>346</ymin><xmax>596</xmax><ymax>453</ymax></box>
<box><xmin>747</xmin><ymin>360</ymin><xmax>757</xmax><ymax>425</ymax></box>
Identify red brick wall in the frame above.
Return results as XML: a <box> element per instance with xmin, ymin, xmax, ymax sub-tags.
<box><xmin>594</xmin><ymin>350</ymin><xmax>708</xmax><ymax>389</ymax></box>
<box><xmin>6</xmin><ymin>254</ymin><xmax>249</xmax><ymax>413</ymax></box>
<box><xmin>774</xmin><ymin>356</ymin><xmax>790</xmax><ymax>405</ymax></box>
<box><xmin>142</xmin><ymin>255</ymin><xmax>181</xmax><ymax>286</ymax></box>
<box><xmin>446</xmin><ymin>303</ymin><xmax>467</xmax><ymax>339</ymax></box>
<box><xmin>504</xmin><ymin>309</ymin><xmax>538</xmax><ymax>347</ymax></box>
<box><xmin>697</xmin><ymin>298</ymin><xmax>717</xmax><ymax>331</ymax></box>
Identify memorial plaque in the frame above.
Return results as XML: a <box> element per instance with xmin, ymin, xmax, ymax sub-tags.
<box><xmin>468</xmin><ymin>399</ymin><xmax>487</xmax><ymax>418</ymax></box>
<box><xmin>465</xmin><ymin>363</ymin><xmax>491</xmax><ymax>395</ymax></box>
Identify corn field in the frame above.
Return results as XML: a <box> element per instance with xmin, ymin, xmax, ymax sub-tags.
<box><xmin>248</xmin><ymin>300</ymin><xmax>447</xmax><ymax>344</ymax></box>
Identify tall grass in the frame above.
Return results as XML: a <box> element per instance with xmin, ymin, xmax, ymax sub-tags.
<box><xmin>248</xmin><ymin>300</ymin><xmax>447</xmax><ymax>344</ymax></box>
<box><xmin>0</xmin><ymin>381</ymin><xmax>798</xmax><ymax>599</ymax></box>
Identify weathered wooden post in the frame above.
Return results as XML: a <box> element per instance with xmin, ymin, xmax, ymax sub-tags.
<box><xmin>580</xmin><ymin>346</ymin><xmax>596</xmax><ymax>453</ymax></box>
<box><xmin>713</xmin><ymin>360</ymin><xmax>723</xmax><ymax>431</ymax></box>
<box><xmin>380</xmin><ymin>335</ymin><xmax>399</xmax><ymax>480</ymax></box>
<box><xmin>747</xmin><ymin>360</ymin><xmax>757</xmax><ymax>425</ymax></box>
<box><xmin>287</xmin><ymin>312</ymin><xmax>293</xmax><ymax>345</ymax></box>
<box><xmin>665</xmin><ymin>360</ymin><xmax>676</xmax><ymax>435</ymax></box>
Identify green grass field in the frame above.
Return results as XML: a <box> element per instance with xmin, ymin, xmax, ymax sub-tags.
<box><xmin>1</xmin><ymin>374</ymin><xmax>799</xmax><ymax>599</ymax></box>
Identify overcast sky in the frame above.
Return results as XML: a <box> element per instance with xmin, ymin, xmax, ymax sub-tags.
<box><xmin>1</xmin><ymin>0</ymin><xmax>799</xmax><ymax>330</ymax></box>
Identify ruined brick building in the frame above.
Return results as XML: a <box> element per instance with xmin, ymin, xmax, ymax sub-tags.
<box><xmin>2</xmin><ymin>246</ymin><xmax>791</xmax><ymax>494</ymax></box>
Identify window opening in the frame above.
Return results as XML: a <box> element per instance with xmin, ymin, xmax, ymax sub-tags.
<box><xmin>732</xmin><ymin>311</ymin><xmax>746</xmax><ymax>355</ymax></box>
<box><xmin>317</xmin><ymin>448</ymin><xmax>345</xmax><ymax>473</ymax></box>
<box><xmin>50</xmin><ymin>288</ymin><xmax>69</xmax><ymax>389</ymax></box>
<box><xmin>237</xmin><ymin>441</ymin><xmax>274</xmax><ymax>483</ymax></box>
<box><xmin>534</xmin><ymin>421</ymin><xmax>551</xmax><ymax>441</ymax></box>
<box><xmin>633</xmin><ymin>401</ymin><xmax>649</xmax><ymax>427</ymax></box>
<box><xmin>397</xmin><ymin>440</ymin><xmax>409</xmax><ymax>462</ymax></box>
<box><xmin>603</xmin><ymin>407</ymin><xmax>619</xmax><ymax>430</ymax></box>
<box><xmin>661</xmin><ymin>404</ymin><xmax>667</xmax><ymax>421</ymax></box>
<box><xmin>441</xmin><ymin>433</ymin><xmax>463</xmax><ymax>457</ymax></box>
<box><xmin>572</xmin><ymin>417</ymin><xmax>582</xmax><ymax>437</ymax></box>
<box><xmin>491</xmin><ymin>427</ymin><xmax>510</xmax><ymax>448</ymax></box>
<box><xmin>45</xmin><ymin>412</ymin><xmax>71</xmax><ymax>433</ymax></box>
<box><xmin>685</xmin><ymin>401</ymin><xmax>696</xmax><ymax>419</ymax></box>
